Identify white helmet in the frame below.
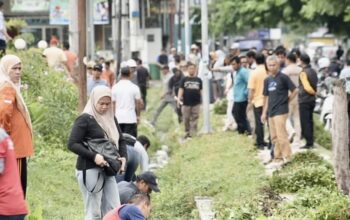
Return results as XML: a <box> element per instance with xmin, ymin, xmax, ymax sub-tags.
<box><xmin>318</xmin><ymin>57</ymin><xmax>330</xmax><ymax>69</ymax></box>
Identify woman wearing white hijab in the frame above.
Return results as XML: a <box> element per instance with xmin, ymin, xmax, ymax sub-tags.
<box><xmin>68</xmin><ymin>85</ymin><xmax>127</xmax><ymax>220</ymax></box>
<box><xmin>0</xmin><ymin>54</ymin><xmax>33</xmax><ymax>197</ymax></box>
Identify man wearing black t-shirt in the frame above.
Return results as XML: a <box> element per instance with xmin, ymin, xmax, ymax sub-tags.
<box><xmin>177</xmin><ymin>63</ymin><xmax>202</xmax><ymax>138</ymax></box>
<box><xmin>261</xmin><ymin>55</ymin><xmax>297</xmax><ymax>164</ymax></box>
<box><xmin>136</xmin><ymin>59</ymin><xmax>150</xmax><ymax>110</ymax></box>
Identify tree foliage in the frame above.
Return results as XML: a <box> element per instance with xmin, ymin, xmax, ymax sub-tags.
<box><xmin>210</xmin><ymin>0</ymin><xmax>350</xmax><ymax>36</ymax></box>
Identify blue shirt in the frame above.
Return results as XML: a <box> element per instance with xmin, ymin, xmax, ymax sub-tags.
<box><xmin>233</xmin><ymin>67</ymin><xmax>249</xmax><ymax>102</ymax></box>
<box><xmin>87</xmin><ymin>78</ymin><xmax>108</xmax><ymax>95</ymax></box>
<box><xmin>119</xmin><ymin>204</ymin><xmax>145</xmax><ymax>220</ymax></box>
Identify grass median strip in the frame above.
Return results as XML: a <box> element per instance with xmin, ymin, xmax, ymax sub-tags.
<box><xmin>150</xmin><ymin>132</ymin><xmax>268</xmax><ymax>219</ymax></box>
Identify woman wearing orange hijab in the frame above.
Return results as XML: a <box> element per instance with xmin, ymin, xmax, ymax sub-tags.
<box><xmin>0</xmin><ymin>55</ymin><xmax>33</xmax><ymax>197</ymax></box>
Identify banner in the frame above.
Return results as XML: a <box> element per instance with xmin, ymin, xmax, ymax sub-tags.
<box><xmin>49</xmin><ymin>0</ymin><xmax>69</xmax><ymax>25</ymax></box>
<box><xmin>10</xmin><ymin>0</ymin><xmax>50</xmax><ymax>12</ymax></box>
<box><xmin>49</xmin><ymin>0</ymin><xmax>109</xmax><ymax>25</ymax></box>
<box><xmin>94</xmin><ymin>0</ymin><xmax>109</xmax><ymax>25</ymax></box>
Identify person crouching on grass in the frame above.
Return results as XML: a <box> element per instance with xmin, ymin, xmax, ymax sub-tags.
<box><xmin>103</xmin><ymin>193</ymin><xmax>151</xmax><ymax>220</ymax></box>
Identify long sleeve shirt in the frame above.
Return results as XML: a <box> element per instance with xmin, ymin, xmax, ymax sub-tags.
<box><xmin>134</xmin><ymin>141</ymin><xmax>149</xmax><ymax>172</ymax></box>
<box><xmin>0</xmin><ymin>85</ymin><xmax>33</xmax><ymax>158</ymax></box>
<box><xmin>68</xmin><ymin>113</ymin><xmax>127</xmax><ymax>170</ymax></box>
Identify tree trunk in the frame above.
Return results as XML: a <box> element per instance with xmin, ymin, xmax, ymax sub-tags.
<box><xmin>332</xmin><ymin>79</ymin><xmax>350</xmax><ymax>195</ymax></box>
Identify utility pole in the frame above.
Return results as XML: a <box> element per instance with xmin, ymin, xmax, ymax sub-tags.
<box><xmin>112</xmin><ymin>0</ymin><xmax>122</xmax><ymax>77</ymax></box>
<box><xmin>77</xmin><ymin>0</ymin><xmax>87</xmax><ymax>111</ymax></box>
<box><xmin>184</xmin><ymin>0</ymin><xmax>190</xmax><ymax>59</ymax></box>
<box><xmin>69</xmin><ymin>0</ymin><xmax>79</xmax><ymax>55</ymax></box>
<box><xmin>121</xmin><ymin>0</ymin><xmax>130</xmax><ymax>61</ymax></box>
<box><xmin>201</xmin><ymin>0</ymin><xmax>211</xmax><ymax>133</ymax></box>
<box><xmin>129</xmin><ymin>0</ymin><xmax>140</xmax><ymax>56</ymax></box>
<box><xmin>86</xmin><ymin>0</ymin><xmax>95</xmax><ymax>60</ymax></box>
<box><xmin>177</xmin><ymin>0</ymin><xmax>182</xmax><ymax>52</ymax></box>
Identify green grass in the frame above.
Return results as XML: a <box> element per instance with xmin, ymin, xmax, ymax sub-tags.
<box><xmin>314</xmin><ymin>114</ymin><xmax>332</xmax><ymax>150</ymax></box>
<box><xmin>26</xmin><ymin>85</ymin><xmax>180</xmax><ymax>219</ymax></box>
<box><xmin>150</xmin><ymin>133</ymin><xmax>267</xmax><ymax>219</ymax></box>
<box><xmin>27</xmin><ymin>147</ymin><xmax>83</xmax><ymax>219</ymax></box>
<box><xmin>27</xmin><ymin>84</ymin><xmax>266</xmax><ymax>219</ymax></box>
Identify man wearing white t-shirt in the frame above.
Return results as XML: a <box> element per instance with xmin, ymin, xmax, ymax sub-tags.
<box><xmin>112</xmin><ymin>67</ymin><xmax>143</xmax><ymax>137</ymax></box>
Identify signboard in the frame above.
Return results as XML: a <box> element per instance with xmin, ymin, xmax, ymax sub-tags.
<box><xmin>258</xmin><ymin>28</ymin><xmax>270</xmax><ymax>40</ymax></box>
<box><xmin>270</xmin><ymin>28</ymin><xmax>282</xmax><ymax>40</ymax></box>
<box><xmin>94</xmin><ymin>0</ymin><xmax>109</xmax><ymax>24</ymax></box>
<box><xmin>49</xmin><ymin>0</ymin><xmax>70</xmax><ymax>25</ymax></box>
<box><xmin>49</xmin><ymin>0</ymin><xmax>109</xmax><ymax>25</ymax></box>
<box><xmin>10</xmin><ymin>0</ymin><xmax>50</xmax><ymax>12</ymax></box>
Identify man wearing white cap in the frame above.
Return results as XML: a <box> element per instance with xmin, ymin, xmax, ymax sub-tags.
<box><xmin>126</xmin><ymin>59</ymin><xmax>138</xmax><ymax>85</ymax></box>
<box><xmin>230</xmin><ymin>42</ymin><xmax>240</xmax><ymax>57</ymax></box>
<box><xmin>188</xmin><ymin>44</ymin><xmax>200</xmax><ymax>66</ymax></box>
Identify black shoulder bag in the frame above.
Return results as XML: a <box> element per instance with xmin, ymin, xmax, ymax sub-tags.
<box><xmin>85</xmin><ymin>138</ymin><xmax>122</xmax><ymax>176</ymax></box>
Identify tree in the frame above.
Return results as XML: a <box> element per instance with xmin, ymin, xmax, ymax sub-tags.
<box><xmin>209</xmin><ymin>0</ymin><xmax>350</xmax><ymax>37</ymax></box>
<box><xmin>332</xmin><ymin>80</ymin><xmax>350</xmax><ymax>195</ymax></box>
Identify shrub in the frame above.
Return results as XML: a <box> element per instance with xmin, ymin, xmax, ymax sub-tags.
<box><xmin>13</xmin><ymin>49</ymin><xmax>78</xmax><ymax>151</ymax></box>
<box><xmin>274</xmin><ymin>187</ymin><xmax>350</xmax><ymax>219</ymax></box>
<box><xmin>213</xmin><ymin>99</ymin><xmax>227</xmax><ymax>115</ymax></box>
<box><xmin>270</xmin><ymin>152</ymin><xmax>336</xmax><ymax>193</ymax></box>
<box><xmin>225</xmin><ymin>187</ymin><xmax>282</xmax><ymax>219</ymax></box>
<box><xmin>270</xmin><ymin>163</ymin><xmax>336</xmax><ymax>193</ymax></box>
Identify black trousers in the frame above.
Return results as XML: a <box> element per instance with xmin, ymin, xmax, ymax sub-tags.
<box><xmin>139</xmin><ymin>85</ymin><xmax>147</xmax><ymax>110</ymax></box>
<box><xmin>253</xmin><ymin>106</ymin><xmax>265</xmax><ymax>146</ymax></box>
<box><xmin>0</xmin><ymin>215</ymin><xmax>26</xmax><ymax>220</ymax></box>
<box><xmin>232</xmin><ymin>101</ymin><xmax>251</xmax><ymax>134</ymax></box>
<box><xmin>119</xmin><ymin>123</ymin><xmax>137</xmax><ymax>138</ymax></box>
<box><xmin>17</xmin><ymin>158</ymin><xmax>27</xmax><ymax>198</ymax></box>
<box><xmin>299</xmin><ymin>101</ymin><xmax>315</xmax><ymax>146</ymax></box>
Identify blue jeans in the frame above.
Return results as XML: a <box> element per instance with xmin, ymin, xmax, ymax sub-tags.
<box><xmin>116</xmin><ymin>146</ymin><xmax>140</xmax><ymax>182</ymax></box>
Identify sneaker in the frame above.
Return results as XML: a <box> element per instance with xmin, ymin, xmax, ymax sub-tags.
<box><xmin>291</xmin><ymin>141</ymin><xmax>302</xmax><ymax>148</ymax></box>
<box><xmin>184</xmin><ymin>134</ymin><xmax>192</xmax><ymax>140</ymax></box>
<box><xmin>222</xmin><ymin>126</ymin><xmax>229</xmax><ymax>132</ymax></box>
<box><xmin>257</xmin><ymin>145</ymin><xmax>265</xmax><ymax>150</ymax></box>
<box><xmin>266</xmin><ymin>160</ymin><xmax>284</xmax><ymax>169</ymax></box>
<box><xmin>263</xmin><ymin>158</ymin><xmax>273</xmax><ymax>165</ymax></box>
<box><xmin>300</xmin><ymin>145</ymin><xmax>314</xmax><ymax>149</ymax></box>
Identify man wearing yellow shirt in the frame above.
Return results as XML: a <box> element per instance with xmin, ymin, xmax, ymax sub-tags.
<box><xmin>248</xmin><ymin>53</ymin><xmax>268</xmax><ymax>149</ymax></box>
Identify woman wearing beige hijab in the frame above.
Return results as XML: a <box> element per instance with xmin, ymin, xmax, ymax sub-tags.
<box><xmin>68</xmin><ymin>85</ymin><xmax>127</xmax><ymax>220</ymax></box>
<box><xmin>0</xmin><ymin>54</ymin><xmax>33</xmax><ymax>197</ymax></box>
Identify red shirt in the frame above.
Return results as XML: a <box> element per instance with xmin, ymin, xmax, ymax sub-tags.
<box><xmin>0</xmin><ymin>134</ymin><xmax>28</xmax><ymax>216</ymax></box>
<box><xmin>103</xmin><ymin>205</ymin><xmax>125</xmax><ymax>220</ymax></box>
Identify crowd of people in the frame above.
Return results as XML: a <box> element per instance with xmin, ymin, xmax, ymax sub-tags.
<box><xmin>0</xmin><ymin>4</ymin><xmax>348</xmax><ymax>217</ymax></box>
<box><xmin>0</xmin><ymin>39</ymin><xmax>155</xmax><ymax>220</ymax></box>
<box><xmin>150</xmin><ymin>44</ymin><xmax>323</xmax><ymax>167</ymax></box>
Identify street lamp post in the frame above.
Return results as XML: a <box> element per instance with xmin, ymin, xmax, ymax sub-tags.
<box><xmin>184</xmin><ymin>0</ymin><xmax>190</xmax><ymax>59</ymax></box>
<box><xmin>201</xmin><ymin>0</ymin><xmax>211</xmax><ymax>133</ymax></box>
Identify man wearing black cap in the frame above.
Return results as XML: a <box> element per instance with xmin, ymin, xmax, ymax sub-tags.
<box><xmin>299</xmin><ymin>53</ymin><xmax>318</xmax><ymax>149</ymax></box>
<box><xmin>117</xmin><ymin>171</ymin><xmax>160</xmax><ymax>204</ymax></box>
<box><xmin>87</xmin><ymin>64</ymin><xmax>108</xmax><ymax>95</ymax></box>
